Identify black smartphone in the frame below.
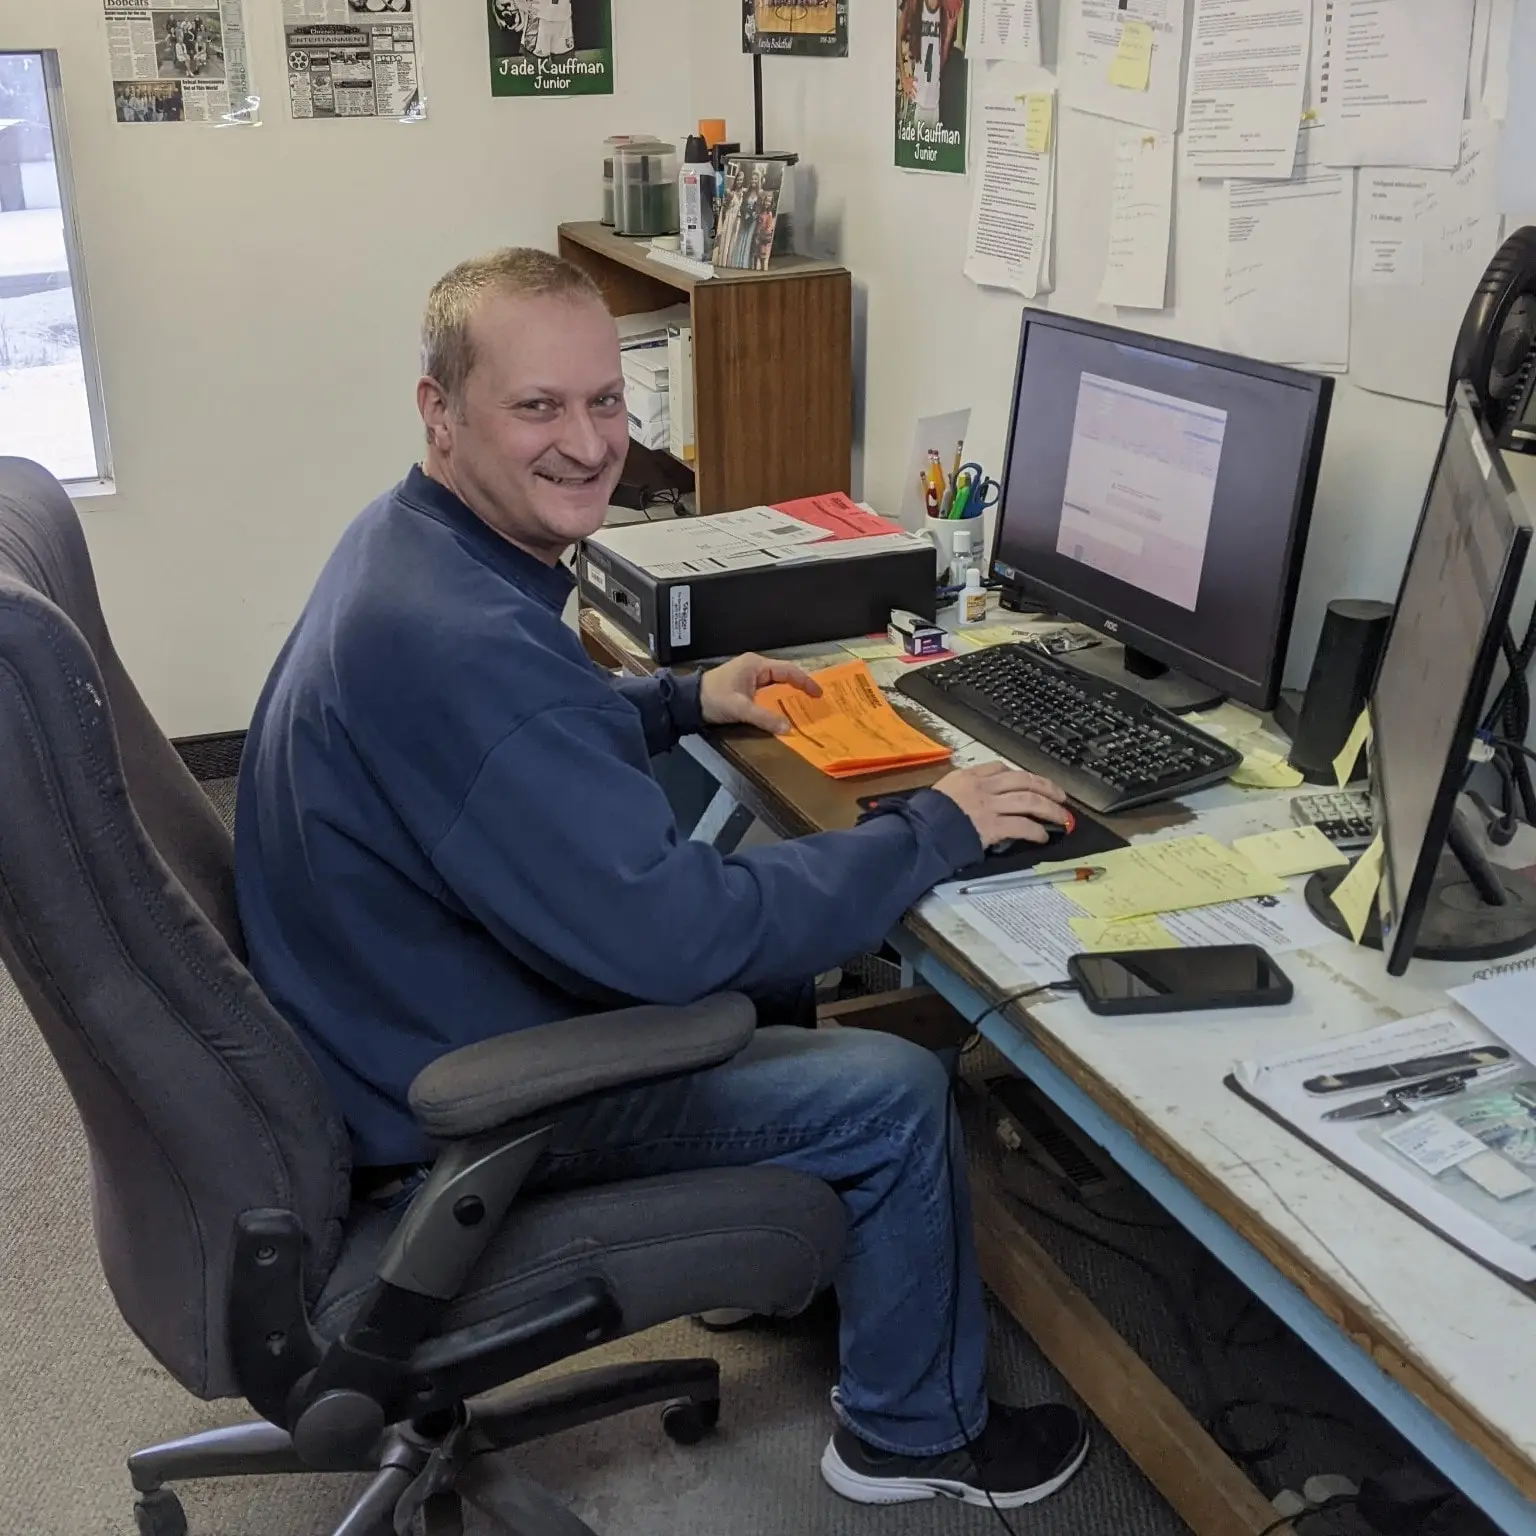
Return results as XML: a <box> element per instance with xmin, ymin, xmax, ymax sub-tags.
<box><xmin>1067</xmin><ymin>944</ymin><xmax>1293</xmax><ymax>1017</ymax></box>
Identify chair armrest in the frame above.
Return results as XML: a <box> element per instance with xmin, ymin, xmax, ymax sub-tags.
<box><xmin>408</xmin><ymin>993</ymin><xmax>756</xmax><ymax>1140</ymax></box>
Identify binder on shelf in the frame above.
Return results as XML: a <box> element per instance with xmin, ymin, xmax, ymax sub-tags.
<box><xmin>667</xmin><ymin>324</ymin><xmax>695</xmax><ymax>463</ymax></box>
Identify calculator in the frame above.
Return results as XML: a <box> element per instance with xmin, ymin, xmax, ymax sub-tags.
<box><xmin>1290</xmin><ymin>788</ymin><xmax>1374</xmax><ymax>851</ymax></box>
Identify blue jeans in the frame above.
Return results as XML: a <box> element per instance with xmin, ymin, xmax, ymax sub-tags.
<box><xmin>523</xmin><ymin>1025</ymin><xmax>989</xmax><ymax>1457</ymax></box>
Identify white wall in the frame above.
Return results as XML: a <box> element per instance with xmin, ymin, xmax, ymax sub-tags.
<box><xmin>0</xmin><ymin>0</ymin><xmax>698</xmax><ymax>736</ymax></box>
<box><xmin>693</xmin><ymin>0</ymin><xmax>1473</xmax><ymax>691</ymax></box>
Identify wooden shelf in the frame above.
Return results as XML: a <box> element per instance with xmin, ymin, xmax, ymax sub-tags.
<box><xmin>559</xmin><ymin>221</ymin><xmax>845</xmax><ymax>292</ymax></box>
<box><xmin>558</xmin><ymin>221</ymin><xmax>853</xmax><ymax>514</ymax></box>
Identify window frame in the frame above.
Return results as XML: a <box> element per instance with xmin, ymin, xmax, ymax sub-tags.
<box><xmin>2</xmin><ymin>50</ymin><xmax>113</xmax><ymax>493</ymax></box>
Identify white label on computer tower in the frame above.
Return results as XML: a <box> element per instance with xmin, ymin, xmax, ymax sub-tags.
<box><xmin>584</xmin><ymin>558</ymin><xmax>608</xmax><ymax>595</ymax></box>
<box><xmin>670</xmin><ymin>585</ymin><xmax>692</xmax><ymax>648</ymax></box>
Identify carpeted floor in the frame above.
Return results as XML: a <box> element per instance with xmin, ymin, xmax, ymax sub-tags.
<box><xmin>0</xmin><ymin>776</ymin><xmax>1402</xmax><ymax>1536</ymax></box>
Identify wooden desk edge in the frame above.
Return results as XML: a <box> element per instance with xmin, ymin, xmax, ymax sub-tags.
<box><xmin>580</xmin><ymin>605</ymin><xmax>1536</xmax><ymax>1504</ymax></box>
<box><xmin>918</xmin><ymin>917</ymin><xmax>1536</xmax><ymax>1504</ymax></box>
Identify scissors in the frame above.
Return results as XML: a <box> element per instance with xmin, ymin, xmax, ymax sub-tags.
<box><xmin>951</xmin><ymin>463</ymin><xmax>1000</xmax><ymax>518</ymax></box>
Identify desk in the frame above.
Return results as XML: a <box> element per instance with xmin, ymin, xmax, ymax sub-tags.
<box><xmin>582</xmin><ymin>604</ymin><xmax>1536</xmax><ymax>1536</ymax></box>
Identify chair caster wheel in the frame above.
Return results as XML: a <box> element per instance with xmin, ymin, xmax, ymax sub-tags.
<box><xmin>134</xmin><ymin>1489</ymin><xmax>188</xmax><ymax>1536</ymax></box>
<box><xmin>661</xmin><ymin>1397</ymin><xmax>720</xmax><ymax>1446</ymax></box>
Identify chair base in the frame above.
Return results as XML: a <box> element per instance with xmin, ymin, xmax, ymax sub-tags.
<box><xmin>127</xmin><ymin>1356</ymin><xmax>721</xmax><ymax>1536</ymax></box>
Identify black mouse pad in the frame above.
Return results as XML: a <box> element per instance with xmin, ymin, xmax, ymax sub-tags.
<box><xmin>856</xmin><ymin>789</ymin><xmax>1128</xmax><ymax>883</ymax></box>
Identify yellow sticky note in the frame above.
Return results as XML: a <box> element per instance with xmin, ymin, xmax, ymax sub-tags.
<box><xmin>1334</xmin><ymin>709</ymin><xmax>1371</xmax><ymax>788</ymax></box>
<box><xmin>1230</xmin><ymin>747</ymin><xmax>1305</xmax><ymax>790</ymax></box>
<box><xmin>1023</xmin><ymin>91</ymin><xmax>1054</xmax><ymax>153</ymax></box>
<box><xmin>1232</xmin><ymin>825</ymin><xmax>1349</xmax><ymax>879</ymax></box>
<box><xmin>1107</xmin><ymin>19</ymin><xmax>1154</xmax><ymax>90</ymax></box>
<box><xmin>1329</xmin><ymin>832</ymin><xmax>1384</xmax><ymax>944</ymax></box>
<box><xmin>1187</xmin><ymin>703</ymin><xmax>1266</xmax><ymax>748</ymax></box>
<box><xmin>1046</xmin><ymin>834</ymin><xmax>1286</xmax><ymax>922</ymax></box>
<box><xmin>841</xmin><ymin>635</ymin><xmax>905</xmax><ymax>662</ymax></box>
<box><xmin>955</xmin><ymin>623</ymin><xmax>1025</xmax><ymax>650</ymax></box>
<box><xmin>1068</xmin><ymin>915</ymin><xmax>1180</xmax><ymax>952</ymax></box>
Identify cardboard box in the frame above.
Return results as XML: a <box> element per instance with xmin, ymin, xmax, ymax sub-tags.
<box><xmin>888</xmin><ymin>608</ymin><xmax>949</xmax><ymax>657</ymax></box>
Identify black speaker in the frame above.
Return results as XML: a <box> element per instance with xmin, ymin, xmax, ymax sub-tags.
<box><xmin>1278</xmin><ymin>599</ymin><xmax>1393</xmax><ymax>784</ymax></box>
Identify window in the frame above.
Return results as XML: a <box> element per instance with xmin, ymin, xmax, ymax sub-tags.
<box><xmin>0</xmin><ymin>53</ymin><xmax>110</xmax><ymax>486</ymax></box>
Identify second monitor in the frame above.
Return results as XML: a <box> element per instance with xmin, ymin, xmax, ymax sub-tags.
<box><xmin>991</xmin><ymin>311</ymin><xmax>1334</xmax><ymax>713</ymax></box>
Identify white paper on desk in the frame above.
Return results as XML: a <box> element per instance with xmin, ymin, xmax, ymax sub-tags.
<box><xmin>783</xmin><ymin>532</ymin><xmax>928</xmax><ymax>563</ymax></box>
<box><xmin>588</xmin><ymin>505</ymin><xmax>828</xmax><ymax>577</ymax></box>
<box><xmin>936</xmin><ymin>881</ymin><xmax>1337</xmax><ymax>983</ymax></box>
<box><xmin>1099</xmin><ymin>127</ymin><xmax>1175</xmax><ymax>309</ymax></box>
<box><xmin>964</xmin><ymin>81</ymin><xmax>1055</xmax><ymax>298</ymax></box>
<box><xmin>1060</xmin><ymin>0</ymin><xmax>1187</xmax><ymax>134</ymax></box>
<box><xmin>1233</xmin><ymin>1012</ymin><xmax>1536</xmax><ymax>1283</ymax></box>
<box><xmin>1325</xmin><ymin>0</ymin><xmax>1474</xmax><ymax>171</ymax></box>
<box><xmin>1449</xmin><ymin>969</ymin><xmax>1536</xmax><ymax>1060</ymax></box>
<box><xmin>973</xmin><ymin>0</ymin><xmax>1041</xmax><ymax>63</ymax></box>
<box><xmin>1352</xmin><ymin>120</ymin><xmax>1504</xmax><ymax>407</ymax></box>
<box><xmin>1223</xmin><ymin>147</ymin><xmax>1354</xmax><ymax>370</ymax></box>
<box><xmin>1182</xmin><ymin>0</ymin><xmax>1309</xmax><ymax>181</ymax></box>
<box><xmin>1484</xmin><ymin>0</ymin><xmax>1515</xmax><ymax>121</ymax></box>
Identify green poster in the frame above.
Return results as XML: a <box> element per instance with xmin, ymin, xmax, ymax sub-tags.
<box><xmin>895</xmin><ymin>0</ymin><xmax>968</xmax><ymax>175</ymax></box>
<box><xmin>487</xmin><ymin>0</ymin><xmax>613</xmax><ymax>97</ymax></box>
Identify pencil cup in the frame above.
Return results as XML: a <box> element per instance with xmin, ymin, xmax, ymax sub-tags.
<box><xmin>916</xmin><ymin>521</ymin><xmax>976</xmax><ymax>587</ymax></box>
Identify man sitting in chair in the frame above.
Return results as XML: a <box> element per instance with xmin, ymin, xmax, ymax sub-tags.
<box><xmin>235</xmin><ymin>247</ymin><xmax>1089</xmax><ymax>1511</ymax></box>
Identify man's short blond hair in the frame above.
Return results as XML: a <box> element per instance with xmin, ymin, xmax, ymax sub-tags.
<box><xmin>420</xmin><ymin>247</ymin><xmax>606</xmax><ymax>413</ymax></box>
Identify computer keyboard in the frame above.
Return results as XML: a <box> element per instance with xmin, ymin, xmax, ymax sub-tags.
<box><xmin>896</xmin><ymin>644</ymin><xmax>1243</xmax><ymax>813</ymax></box>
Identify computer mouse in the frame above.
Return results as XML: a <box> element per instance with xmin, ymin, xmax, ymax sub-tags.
<box><xmin>987</xmin><ymin>809</ymin><xmax>1075</xmax><ymax>856</ymax></box>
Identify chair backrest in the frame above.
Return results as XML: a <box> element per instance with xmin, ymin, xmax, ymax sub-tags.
<box><xmin>0</xmin><ymin>458</ymin><xmax>351</xmax><ymax>1400</ymax></box>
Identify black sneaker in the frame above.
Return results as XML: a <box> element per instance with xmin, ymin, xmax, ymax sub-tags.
<box><xmin>820</xmin><ymin>1401</ymin><xmax>1089</xmax><ymax>1508</ymax></box>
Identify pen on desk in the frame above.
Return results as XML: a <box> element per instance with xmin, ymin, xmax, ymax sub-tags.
<box><xmin>958</xmin><ymin>865</ymin><xmax>1107</xmax><ymax>896</ymax></box>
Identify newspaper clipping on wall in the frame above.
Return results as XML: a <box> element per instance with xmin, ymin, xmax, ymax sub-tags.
<box><xmin>284</xmin><ymin>0</ymin><xmax>426</xmax><ymax>122</ymax></box>
<box><xmin>104</xmin><ymin>0</ymin><xmax>256</xmax><ymax>125</ymax></box>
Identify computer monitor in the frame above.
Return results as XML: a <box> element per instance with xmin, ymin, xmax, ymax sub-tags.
<box><xmin>990</xmin><ymin>311</ymin><xmax>1333</xmax><ymax>712</ymax></box>
<box><xmin>1314</xmin><ymin>383</ymin><xmax>1536</xmax><ymax>975</ymax></box>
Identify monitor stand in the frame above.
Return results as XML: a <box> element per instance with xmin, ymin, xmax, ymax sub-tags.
<box><xmin>1304</xmin><ymin>804</ymin><xmax>1536</xmax><ymax>963</ymax></box>
<box><xmin>1059</xmin><ymin>640</ymin><xmax>1226</xmax><ymax>714</ymax></box>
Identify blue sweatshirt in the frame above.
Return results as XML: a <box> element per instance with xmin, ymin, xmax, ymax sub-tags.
<box><xmin>235</xmin><ymin>467</ymin><xmax>982</xmax><ymax>1164</ymax></box>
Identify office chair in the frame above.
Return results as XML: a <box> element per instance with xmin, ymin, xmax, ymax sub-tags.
<box><xmin>0</xmin><ymin>457</ymin><xmax>847</xmax><ymax>1536</ymax></box>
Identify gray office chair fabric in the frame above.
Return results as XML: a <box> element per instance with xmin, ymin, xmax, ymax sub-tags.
<box><xmin>0</xmin><ymin>457</ymin><xmax>846</xmax><ymax>1534</ymax></box>
<box><xmin>0</xmin><ymin>455</ymin><xmax>351</xmax><ymax>1399</ymax></box>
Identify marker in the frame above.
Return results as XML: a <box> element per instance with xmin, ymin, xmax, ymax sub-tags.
<box><xmin>957</xmin><ymin>865</ymin><xmax>1106</xmax><ymax>896</ymax></box>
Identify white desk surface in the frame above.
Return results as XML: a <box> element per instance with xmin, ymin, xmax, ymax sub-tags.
<box><xmin>918</xmin><ymin>779</ymin><xmax>1536</xmax><ymax>1482</ymax></box>
<box><xmin>588</xmin><ymin>599</ymin><xmax>1536</xmax><ymax>1479</ymax></box>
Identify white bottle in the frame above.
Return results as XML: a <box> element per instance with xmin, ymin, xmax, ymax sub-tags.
<box><xmin>948</xmin><ymin>526</ymin><xmax>975</xmax><ymax>589</ymax></box>
<box><xmin>960</xmin><ymin>568</ymin><xmax>987</xmax><ymax>626</ymax></box>
<box><xmin>678</xmin><ymin>133</ymin><xmax>716</xmax><ymax>262</ymax></box>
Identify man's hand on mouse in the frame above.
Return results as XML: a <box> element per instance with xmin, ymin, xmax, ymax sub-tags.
<box><xmin>932</xmin><ymin>762</ymin><xmax>1071</xmax><ymax>847</ymax></box>
<box><xmin>700</xmin><ymin>653</ymin><xmax>822</xmax><ymax>735</ymax></box>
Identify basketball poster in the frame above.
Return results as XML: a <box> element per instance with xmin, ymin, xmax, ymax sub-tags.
<box><xmin>742</xmin><ymin>0</ymin><xmax>848</xmax><ymax>58</ymax></box>
<box><xmin>486</xmin><ymin>0</ymin><xmax>612</xmax><ymax>96</ymax></box>
<box><xmin>895</xmin><ymin>0</ymin><xmax>968</xmax><ymax>174</ymax></box>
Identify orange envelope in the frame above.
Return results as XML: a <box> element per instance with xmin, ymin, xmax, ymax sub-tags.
<box><xmin>754</xmin><ymin>660</ymin><xmax>952</xmax><ymax>778</ymax></box>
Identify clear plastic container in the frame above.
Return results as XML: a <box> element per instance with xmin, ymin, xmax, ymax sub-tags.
<box><xmin>614</xmin><ymin>141</ymin><xmax>680</xmax><ymax>237</ymax></box>
<box><xmin>601</xmin><ymin>135</ymin><xmax>648</xmax><ymax>226</ymax></box>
